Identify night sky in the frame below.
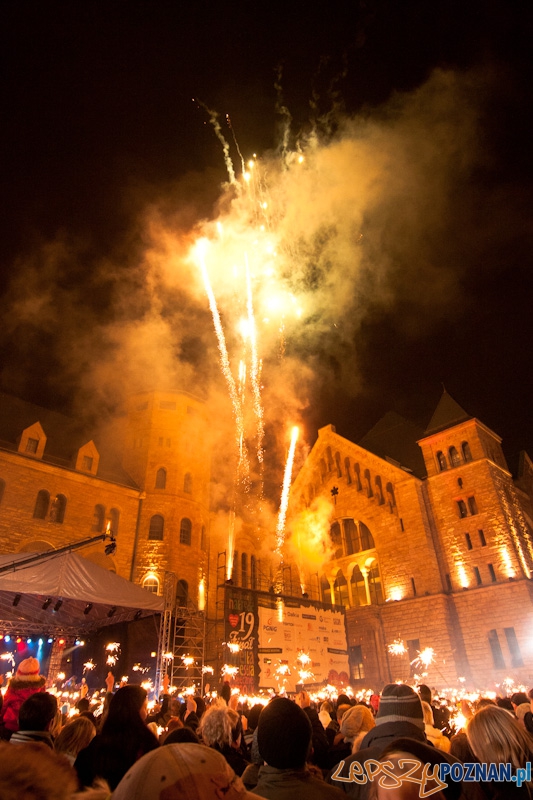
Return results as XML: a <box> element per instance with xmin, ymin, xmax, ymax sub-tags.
<box><xmin>1</xmin><ymin>0</ymin><xmax>533</xmax><ymax>476</ymax></box>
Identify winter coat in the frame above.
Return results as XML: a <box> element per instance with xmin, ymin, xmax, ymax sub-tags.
<box><xmin>253</xmin><ymin>764</ymin><xmax>346</xmax><ymax>800</ymax></box>
<box><xmin>0</xmin><ymin>675</ymin><xmax>46</xmax><ymax>733</ymax></box>
<box><xmin>424</xmin><ymin>722</ymin><xmax>451</xmax><ymax>752</ymax></box>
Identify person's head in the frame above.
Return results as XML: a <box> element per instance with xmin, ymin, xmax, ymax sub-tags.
<box><xmin>257</xmin><ymin>697</ymin><xmax>312</xmax><ymax>769</ymax></box>
<box><xmin>246</xmin><ymin>703</ymin><xmax>263</xmax><ymax>732</ymax></box>
<box><xmin>340</xmin><ymin>704</ymin><xmax>375</xmax><ymax>744</ymax></box>
<box><xmin>497</xmin><ymin>696</ymin><xmax>515</xmax><ymax>712</ymax></box>
<box><xmin>75</xmin><ymin>697</ymin><xmax>90</xmax><ymax>713</ymax></box>
<box><xmin>19</xmin><ymin>692</ymin><xmax>58</xmax><ymax>732</ymax></box>
<box><xmin>199</xmin><ymin>706</ymin><xmax>233</xmax><ymax>749</ymax></box>
<box><xmin>466</xmin><ymin>704</ymin><xmax>533</xmax><ymax>770</ymax></box>
<box><xmin>474</xmin><ymin>696</ymin><xmax>496</xmax><ymax>711</ymax></box>
<box><xmin>220</xmin><ymin>682</ymin><xmax>231</xmax><ymax>704</ymax></box>
<box><xmin>14</xmin><ymin>657</ymin><xmax>44</xmax><ymax>683</ymax></box>
<box><xmin>337</xmin><ymin>703</ymin><xmax>351</xmax><ymax>722</ymax></box>
<box><xmin>417</xmin><ymin>684</ymin><xmax>432</xmax><ymax>705</ymax></box>
<box><xmin>337</xmin><ymin>693</ymin><xmax>351</xmax><ymax>708</ymax></box>
<box><xmin>54</xmin><ymin>715</ymin><xmax>96</xmax><ymax>758</ymax></box>
<box><xmin>163</xmin><ymin>726</ymin><xmax>200</xmax><ymax>745</ymax></box>
<box><xmin>375</xmin><ymin>684</ymin><xmax>424</xmax><ymax>730</ymax></box>
<box><xmin>511</xmin><ymin>692</ymin><xmax>530</xmax><ymax>708</ymax></box>
<box><xmin>193</xmin><ymin>695</ymin><xmax>206</xmax><ymax>720</ymax></box>
<box><xmin>0</xmin><ymin>741</ymin><xmax>78</xmax><ymax>800</ymax></box>
<box><xmin>103</xmin><ymin>684</ymin><xmax>149</xmax><ymax>733</ymax></box>
<box><xmin>320</xmin><ymin>700</ymin><xmax>333</xmax><ymax>714</ymax></box>
<box><xmin>112</xmin><ymin>743</ymin><xmax>260</xmax><ymax>800</ymax></box>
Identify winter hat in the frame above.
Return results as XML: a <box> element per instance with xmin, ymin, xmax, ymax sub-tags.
<box><xmin>376</xmin><ymin>683</ymin><xmax>424</xmax><ymax>729</ymax></box>
<box><xmin>16</xmin><ymin>657</ymin><xmax>42</xmax><ymax>682</ymax></box>
<box><xmin>113</xmin><ymin>743</ymin><xmax>262</xmax><ymax>800</ymax></box>
<box><xmin>257</xmin><ymin>697</ymin><xmax>312</xmax><ymax>769</ymax></box>
<box><xmin>516</xmin><ymin>703</ymin><xmax>531</xmax><ymax>722</ymax></box>
<box><xmin>340</xmin><ymin>704</ymin><xmax>375</xmax><ymax>743</ymax></box>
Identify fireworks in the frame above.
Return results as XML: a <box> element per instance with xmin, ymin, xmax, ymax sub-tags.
<box><xmin>181</xmin><ymin>655</ymin><xmax>195</xmax><ymax>668</ymax></box>
<box><xmin>388</xmin><ymin>638</ymin><xmax>407</xmax><ymax>656</ymax></box>
<box><xmin>83</xmin><ymin>659</ymin><xmax>96</xmax><ymax>673</ymax></box>
<box><xmin>221</xmin><ymin>664</ymin><xmax>239</xmax><ymax>678</ymax></box>
<box><xmin>105</xmin><ymin>642</ymin><xmax>121</xmax><ymax>667</ymax></box>
<box><xmin>202</xmin><ymin>665</ymin><xmax>214</xmax><ymax>675</ymax></box>
<box><xmin>226</xmin><ymin>642</ymin><xmax>241</xmax><ymax>654</ymax></box>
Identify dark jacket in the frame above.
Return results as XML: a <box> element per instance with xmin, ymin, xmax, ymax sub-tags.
<box><xmin>253</xmin><ymin>764</ymin><xmax>346</xmax><ymax>800</ymax></box>
<box><xmin>302</xmin><ymin>706</ymin><xmax>330</xmax><ymax>768</ymax></box>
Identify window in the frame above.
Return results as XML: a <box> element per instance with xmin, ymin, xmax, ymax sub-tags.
<box><xmin>364</xmin><ymin>469</ymin><xmax>373</xmax><ymax>497</ymax></box>
<box><xmin>250</xmin><ymin>555</ymin><xmax>257</xmax><ymax>590</ymax></box>
<box><xmin>33</xmin><ymin>490</ymin><xmax>50</xmax><ymax>520</ymax></box>
<box><xmin>179</xmin><ymin>518</ymin><xmax>192</xmax><ymax>546</ymax></box>
<box><xmin>109</xmin><ymin>508</ymin><xmax>120</xmax><ymax>534</ymax></box>
<box><xmin>320</xmin><ymin>575</ymin><xmax>331</xmax><ymax>604</ymax></box>
<box><xmin>148</xmin><ymin>514</ymin><xmax>164</xmax><ymax>541</ymax></box>
<box><xmin>436</xmin><ymin>451</ymin><xmax>447</xmax><ymax>471</ymax></box>
<box><xmin>488</xmin><ymin>629</ymin><xmax>505</xmax><ymax>669</ymax></box>
<box><xmin>479</xmin><ymin>529</ymin><xmax>486</xmax><ymax>546</ymax></box>
<box><xmin>50</xmin><ymin>494</ymin><xmax>66</xmax><ymax>524</ymax></box>
<box><xmin>488</xmin><ymin>563</ymin><xmax>496</xmax><ymax>582</ymax></box>
<box><xmin>474</xmin><ymin>566</ymin><xmax>482</xmax><ymax>586</ymax></box>
<box><xmin>462</xmin><ymin>441</ymin><xmax>472</xmax><ymax>462</ymax></box>
<box><xmin>155</xmin><ymin>468</ymin><xmax>167</xmax><ymax>489</ymax></box>
<box><xmin>354</xmin><ymin>463</ymin><xmax>362</xmax><ymax>491</ymax></box>
<box><xmin>241</xmin><ymin>553</ymin><xmax>248</xmax><ymax>588</ymax></box>
<box><xmin>232</xmin><ymin>551</ymin><xmax>239</xmax><ymax>585</ymax></box>
<box><xmin>333</xmin><ymin>571</ymin><xmax>349</xmax><ymax>606</ymax></box>
<box><xmin>26</xmin><ymin>437</ymin><xmax>39</xmax><ymax>454</ymax></box>
<box><xmin>457</xmin><ymin>500</ymin><xmax>468</xmax><ymax>519</ymax></box>
<box><xmin>343</xmin><ymin>519</ymin><xmax>356</xmax><ymax>555</ymax></box>
<box><xmin>159</xmin><ymin>401</ymin><xmax>176</xmax><ymax>410</ymax></box>
<box><xmin>375</xmin><ymin>476</ymin><xmax>384</xmax><ymax>505</ymax></box>
<box><xmin>359</xmin><ymin>522</ymin><xmax>374</xmax><ymax>551</ymax></box>
<box><xmin>92</xmin><ymin>504</ymin><xmax>106</xmax><ymax>532</ymax></box>
<box><xmin>349</xmin><ymin>645</ymin><xmax>365</xmax><ymax>680</ymax></box>
<box><xmin>335</xmin><ymin>452</ymin><xmax>342</xmax><ymax>478</ymax></box>
<box><xmin>184</xmin><ymin>473</ymin><xmax>192</xmax><ymax>493</ymax></box>
<box><xmin>468</xmin><ymin>496</ymin><xmax>478</xmax><ymax>515</ymax></box>
<box><xmin>82</xmin><ymin>455</ymin><xmax>93</xmax><ymax>471</ymax></box>
<box><xmin>143</xmin><ymin>575</ymin><xmax>160</xmax><ymax>594</ymax></box>
<box><xmin>386</xmin><ymin>482</ymin><xmax>396</xmax><ymax>512</ymax></box>
<box><xmin>350</xmin><ymin>566</ymin><xmax>367</xmax><ymax>608</ymax></box>
<box><xmin>504</xmin><ymin>627</ymin><xmax>524</xmax><ymax>668</ymax></box>
<box><xmin>465</xmin><ymin>533</ymin><xmax>472</xmax><ymax>550</ymax></box>
<box><xmin>344</xmin><ymin>458</ymin><xmax>352</xmax><ymax>485</ymax></box>
<box><xmin>449</xmin><ymin>447</ymin><xmax>461</xmax><ymax>467</ymax></box>
<box><xmin>330</xmin><ymin>522</ymin><xmax>343</xmax><ymax>559</ymax></box>
<box><xmin>368</xmin><ymin>564</ymin><xmax>383</xmax><ymax>604</ymax></box>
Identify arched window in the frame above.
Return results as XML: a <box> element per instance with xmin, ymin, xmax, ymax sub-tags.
<box><xmin>176</xmin><ymin>579</ymin><xmax>188</xmax><ymax>607</ymax></box>
<box><xmin>375</xmin><ymin>476</ymin><xmax>384</xmax><ymax>505</ymax></box>
<box><xmin>250</xmin><ymin>555</ymin><xmax>257</xmax><ymax>590</ymax></box>
<box><xmin>109</xmin><ymin>508</ymin><xmax>120</xmax><ymax>534</ymax></box>
<box><xmin>92</xmin><ymin>504</ymin><xmax>106</xmax><ymax>532</ymax></box>
<box><xmin>155</xmin><ymin>468</ymin><xmax>167</xmax><ymax>489</ymax></box>
<box><xmin>143</xmin><ymin>575</ymin><xmax>160</xmax><ymax>594</ymax></box>
<box><xmin>449</xmin><ymin>447</ymin><xmax>461</xmax><ymax>467</ymax></box>
<box><xmin>326</xmin><ymin>447</ymin><xmax>334</xmax><ymax>472</ymax></box>
<box><xmin>360</xmin><ymin>522</ymin><xmax>375</xmax><ymax>551</ymax></box>
<box><xmin>320</xmin><ymin>575</ymin><xmax>331</xmax><ymax>604</ymax></box>
<box><xmin>335</xmin><ymin>452</ymin><xmax>342</xmax><ymax>477</ymax></box>
<box><xmin>148</xmin><ymin>514</ymin><xmax>164</xmax><ymax>540</ymax></box>
<box><xmin>343</xmin><ymin>519</ymin><xmax>357</xmax><ymax>555</ymax></box>
<box><xmin>344</xmin><ymin>459</ymin><xmax>352</xmax><ymax>485</ymax></box>
<box><xmin>334</xmin><ymin>571</ymin><xmax>349</xmax><ymax>607</ymax></box>
<box><xmin>462</xmin><ymin>441</ymin><xmax>472</xmax><ymax>462</ymax></box>
<box><xmin>319</xmin><ymin>458</ymin><xmax>327</xmax><ymax>480</ymax></box>
<box><xmin>330</xmin><ymin>522</ymin><xmax>343</xmax><ymax>559</ymax></box>
<box><xmin>50</xmin><ymin>494</ymin><xmax>66</xmax><ymax>524</ymax></box>
<box><xmin>364</xmin><ymin>469</ymin><xmax>373</xmax><ymax>498</ymax></box>
<box><xmin>179</xmin><ymin>517</ymin><xmax>192</xmax><ymax>546</ymax></box>
<box><xmin>436</xmin><ymin>451</ymin><xmax>447</xmax><ymax>471</ymax></box>
<box><xmin>354</xmin><ymin>463</ymin><xmax>362</xmax><ymax>491</ymax></box>
<box><xmin>184</xmin><ymin>472</ymin><xmax>192</xmax><ymax>493</ymax></box>
<box><xmin>350</xmin><ymin>566</ymin><xmax>367</xmax><ymax>607</ymax></box>
<box><xmin>386</xmin><ymin>482</ymin><xmax>396</xmax><ymax>512</ymax></box>
<box><xmin>33</xmin><ymin>490</ymin><xmax>50</xmax><ymax>520</ymax></box>
<box><xmin>0</xmin><ymin>479</ymin><xmax>5</xmax><ymax>505</ymax></box>
<box><xmin>368</xmin><ymin>563</ymin><xmax>383</xmax><ymax>604</ymax></box>
<box><xmin>241</xmin><ymin>553</ymin><xmax>248</xmax><ymax>589</ymax></box>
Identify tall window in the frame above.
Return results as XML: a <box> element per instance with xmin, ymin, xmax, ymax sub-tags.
<box><xmin>350</xmin><ymin>566</ymin><xmax>367</xmax><ymax>607</ymax></box>
<box><xmin>465</xmin><ymin>533</ymin><xmax>472</xmax><ymax>550</ymax></box>
<box><xmin>349</xmin><ymin>645</ymin><xmax>365</xmax><ymax>680</ymax></box>
<box><xmin>374</xmin><ymin>476</ymin><xmax>384</xmax><ymax>505</ymax></box>
<box><xmin>359</xmin><ymin>522</ymin><xmax>374</xmax><ymax>551</ymax></box>
<box><xmin>449</xmin><ymin>446</ymin><xmax>461</xmax><ymax>467</ymax></box>
<box><xmin>457</xmin><ymin>500</ymin><xmax>468</xmax><ymax>519</ymax></box>
<box><xmin>462</xmin><ymin>441</ymin><xmax>472</xmax><ymax>462</ymax></box>
<box><xmin>343</xmin><ymin>519</ymin><xmax>357</xmax><ymax>555</ymax></box>
<box><xmin>344</xmin><ymin>458</ymin><xmax>352</xmax><ymax>485</ymax></box>
<box><xmin>334</xmin><ymin>571</ymin><xmax>349</xmax><ymax>606</ymax></box>
<box><xmin>504</xmin><ymin>627</ymin><xmax>524</xmax><ymax>668</ymax></box>
<box><xmin>50</xmin><ymin>494</ymin><xmax>66</xmax><ymax>524</ymax></box>
<box><xmin>155</xmin><ymin>468</ymin><xmax>166</xmax><ymax>489</ymax></box>
<box><xmin>488</xmin><ymin>629</ymin><xmax>506</xmax><ymax>669</ymax></box>
<box><xmin>143</xmin><ymin>575</ymin><xmax>160</xmax><ymax>594</ymax></box>
<box><xmin>33</xmin><ymin>490</ymin><xmax>50</xmax><ymax>519</ymax></box>
<box><xmin>436</xmin><ymin>451</ymin><xmax>447</xmax><ymax>471</ymax></box>
<box><xmin>241</xmin><ymin>553</ymin><xmax>248</xmax><ymax>589</ymax></box>
<box><xmin>250</xmin><ymin>555</ymin><xmax>257</xmax><ymax>589</ymax></box>
<box><xmin>109</xmin><ymin>508</ymin><xmax>120</xmax><ymax>534</ymax></box>
<box><xmin>368</xmin><ymin>564</ymin><xmax>383</xmax><ymax>604</ymax></box>
<box><xmin>354</xmin><ymin>463</ymin><xmax>362</xmax><ymax>491</ymax></box>
<box><xmin>179</xmin><ymin>518</ymin><xmax>192</xmax><ymax>546</ymax></box>
<box><xmin>330</xmin><ymin>522</ymin><xmax>343</xmax><ymax>559</ymax></box>
<box><xmin>468</xmin><ymin>496</ymin><xmax>478</xmax><ymax>515</ymax></box>
<box><xmin>148</xmin><ymin>514</ymin><xmax>164</xmax><ymax>540</ymax></box>
<box><xmin>183</xmin><ymin>472</ymin><xmax>192</xmax><ymax>493</ymax></box>
<box><xmin>364</xmin><ymin>469</ymin><xmax>373</xmax><ymax>497</ymax></box>
<box><xmin>92</xmin><ymin>504</ymin><xmax>106</xmax><ymax>532</ymax></box>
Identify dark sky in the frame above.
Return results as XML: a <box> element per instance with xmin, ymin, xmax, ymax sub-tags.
<box><xmin>1</xmin><ymin>0</ymin><xmax>533</xmax><ymax>474</ymax></box>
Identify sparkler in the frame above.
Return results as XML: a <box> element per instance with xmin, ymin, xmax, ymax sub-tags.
<box><xmin>388</xmin><ymin>638</ymin><xmax>407</xmax><ymax>656</ymax></box>
<box><xmin>105</xmin><ymin>642</ymin><xmax>121</xmax><ymax>667</ymax></box>
<box><xmin>83</xmin><ymin>659</ymin><xmax>96</xmax><ymax>673</ymax></box>
<box><xmin>221</xmin><ymin>664</ymin><xmax>239</xmax><ymax>678</ymax></box>
<box><xmin>181</xmin><ymin>655</ymin><xmax>195</xmax><ymax>668</ymax></box>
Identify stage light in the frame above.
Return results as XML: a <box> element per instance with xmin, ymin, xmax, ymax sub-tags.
<box><xmin>12</xmin><ymin>594</ymin><xmax>21</xmax><ymax>607</ymax></box>
<box><xmin>4</xmin><ymin>635</ymin><xmax>10</xmax><ymax>643</ymax></box>
<box><xmin>27</xmin><ymin>638</ymin><xmax>32</xmax><ymax>644</ymax></box>
<box><xmin>107</xmin><ymin>606</ymin><xmax>116</xmax><ymax>618</ymax></box>
<box><xmin>58</xmin><ymin>638</ymin><xmax>65</xmax><ymax>646</ymax></box>
<box><xmin>42</xmin><ymin>598</ymin><xmax>52</xmax><ymax>610</ymax></box>
<box><xmin>53</xmin><ymin>600</ymin><xmax>63</xmax><ymax>612</ymax></box>
<box><xmin>83</xmin><ymin>603</ymin><xmax>93</xmax><ymax>615</ymax></box>
<box><xmin>75</xmin><ymin>639</ymin><xmax>85</xmax><ymax>647</ymax></box>
<box><xmin>38</xmin><ymin>639</ymin><xmax>43</xmax><ymax>645</ymax></box>
<box><xmin>47</xmin><ymin>638</ymin><xmax>53</xmax><ymax>644</ymax></box>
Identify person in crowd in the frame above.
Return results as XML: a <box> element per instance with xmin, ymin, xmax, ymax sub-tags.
<box><xmin>523</xmin><ymin>689</ymin><xmax>533</xmax><ymax>735</ymax></box>
<box><xmin>164</xmin><ymin>725</ymin><xmax>201</xmax><ymax>745</ymax></box>
<box><xmin>54</xmin><ymin>714</ymin><xmax>96</xmax><ymax>764</ymax></box>
<box><xmin>511</xmin><ymin>693</ymin><xmax>530</xmax><ymax>711</ymax></box>
<box><xmin>295</xmin><ymin>690</ymin><xmax>330</xmax><ymax>768</ymax></box>
<box><xmin>243</xmin><ymin>703</ymin><xmax>264</xmax><ymax>752</ymax></box>
<box><xmin>0</xmin><ymin>657</ymin><xmax>47</xmax><ymax>739</ymax></box>
<box><xmin>328</xmin><ymin>683</ymin><xmax>429</xmax><ymax>797</ymax></box>
<box><xmin>199</xmin><ymin>705</ymin><xmax>250</xmax><ymax>776</ymax></box>
<box><xmin>0</xmin><ymin>741</ymin><xmax>80</xmax><ymax>800</ymax></box>
<box><xmin>466</xmin><ymin>704</ymin><xmax>533</xmax><ymax>798</ymax></box>
<box><xmin>252</xmin><ymin>695</ymin><xmax>346</xmax><ymax>799</ymax></box>
<box><xmin>74</xmin><ymin>683</ymin><xmax>159</xmax><ymax>790</ymax></box>
<box><xmin>418</xmin><ymin>684</ymin><xmax>451</xmax><ymax>736</ymax></box>
<box><xmin>449</xmin><ymin>731</ymin><xmax>477</xmax><ymax>763</ymax></box>
<box><xmin>112</xmin><ymin>742</ymin><xmax>262</xmax><ymax>800</ymax></box>
<box><xmin>341</xmin><ymin>704</ymin><xmax>376</xmax><ymax>753</ymax></box>
<box><xmin>10</xmin><ymin>691</ymin><xmax>58</xmax><ymax>747</ymax></box>
<box><xmin>421</xmin><ymin>700</ymin><xmax>451</xmax><ymax>752</ymax></box>
<box><xmin>498</xmin><ymin>696</ymin><xmax>516</xmax><ymax>713</ymax></box>
<box><xmin>319</xmin><ymin>700</ymin><xmax>335</xmax><ymax>729</ymax></box>
<box><xmin>241</xmin><ymin>728</ymin><xmax>264</xmax><ymax>791</ymax></box>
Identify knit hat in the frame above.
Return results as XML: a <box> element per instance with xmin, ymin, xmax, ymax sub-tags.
<box><xmin>16</xmin><ymin>657</ymin><xmax>42</xmax><ymax>682</ymax></box>
<box><xmin>257</xmin><ymin>697</ymin><xmax>312</xmax><ymax>769</ymax></box>
<box><xmin>340</xmin><ymin>704</ymin><xmax>375</xmax><ymax>743</ymax></box>
<box><xmin>113</xmin><ymin>743</ymin><xmax>262</xmax><ymax>800</ymax></box>
<box><xmin>376</xmin><ymin>684</ymin><xmax>424</xmax><ymax>729</ymax></box>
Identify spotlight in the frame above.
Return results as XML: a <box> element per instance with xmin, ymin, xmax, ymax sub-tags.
<box><xmin>83</xmin><ymin>603</ymin><xmax>93</xmax><ymax>615</ymax></box>
<box><xmin>53</xmin><ymin>599</ymin><xmax>63</xmax><ymax>612</ymax></box>
<box><xmin>42</xmin><ymin>598</ymin><xmax>52</xmax><ymax>610</ymax></box>
<box><xmin>12</xmin><ymin>594</ymin><xmax>21</xmax><ymax>607</ymax></box>
<box><xmin>107</xmin><ymin>606</ymin><xmax>116</xmax><ymax>618</ymax></box>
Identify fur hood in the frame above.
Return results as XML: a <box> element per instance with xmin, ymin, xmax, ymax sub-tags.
<box><xmin>7</xmin><ymin>675</ymin><xmax>46</xmax><ymax>690</ymax></box>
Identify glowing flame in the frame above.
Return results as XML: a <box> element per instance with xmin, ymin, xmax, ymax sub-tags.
<box><xmin>181</xmin><ymin>655</ymin><xmax>195</xmax><ymax>668</ymax></box>
<box><xmin>275</xmin><ymin>426</ymin><xmax>299</xmax><ymax>573</ymax></box>
<box><xmin>388</xmin><ymin>638</ymin><xmax>407</xmax><ymax>656</ymax></box>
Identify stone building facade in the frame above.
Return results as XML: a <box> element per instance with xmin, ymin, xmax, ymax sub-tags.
<box><xmin>288</xmin><ymin>391</ymin><xmax>533</xmax><ymax>689</ymax></box>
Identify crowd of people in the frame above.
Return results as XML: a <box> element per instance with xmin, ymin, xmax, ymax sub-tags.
<box><xmin>1</xmin><ymin>657</ymin><xmax>533</xmax><ymax>799</ymax></box>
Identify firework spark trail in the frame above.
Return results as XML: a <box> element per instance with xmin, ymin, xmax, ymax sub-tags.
<box><xmin>274</xmin><ymin>66</ymin><xmax>293</xmax><ymax>166</ymax></box>
<box><xmin>227</xmin><ymin>510</ymin><xmax>236</xmax><ymax>581</ymax></box>
<box><xmin>245</xmin><ymin>254</ymin><xmax>265</xmax><ymax>473</ymax></box>
<box><xmin>226</xmin><ymin>114</ymin><xmax>246</xmax><ymax>176</ymax></box>
<box><xmin>195</xmin><ymin>100</ymin><xmax>237</xmax><ymax>185</ymax></box>
<box><xmin>275</xmin><ymin>426</ymin><xmax>299</xmax><ymax>587</ymax></box>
